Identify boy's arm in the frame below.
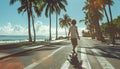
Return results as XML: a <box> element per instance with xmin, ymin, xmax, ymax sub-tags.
<box><xmin>68</xmin><ymin>29</ymin><xmax>70</xmax><ymax>40</ymax></box>
<box><xmin>76</xmin><ymin>28</ymin><xmax>80</xmax><ymax>40</ymax></box>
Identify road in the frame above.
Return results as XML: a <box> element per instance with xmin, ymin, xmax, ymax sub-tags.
<box><xmin>0</xmin><ymin>37</ymin><xmax>120</xmax><ymax>69</ymax></box>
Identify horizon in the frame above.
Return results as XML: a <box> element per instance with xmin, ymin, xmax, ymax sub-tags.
<box><xmin>0</xmin><ymin>0</ymin><xmax>120</xmax><ymax>36</ymax></box>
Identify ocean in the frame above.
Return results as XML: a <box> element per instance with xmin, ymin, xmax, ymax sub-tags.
<box><xmin>0</xmin><ymin>35</ymin><xmax>50</xmax><ymax>43</ymax></box>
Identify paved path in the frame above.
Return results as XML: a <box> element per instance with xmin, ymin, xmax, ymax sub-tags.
<box><xmin>0</xmin><ymin>40</ymin><xmax>64</xmax><ymax>59</ymax></box>
<box><xmin>0</xmin><ymin>37</ymin><xmax>120</xmax><ymax>69</ymax></box>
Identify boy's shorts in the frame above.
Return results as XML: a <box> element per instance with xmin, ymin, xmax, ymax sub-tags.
<box><xmin>71</xmin><ymin>38</ymin><xmax>77</xmax><ymax>46</ymax></box>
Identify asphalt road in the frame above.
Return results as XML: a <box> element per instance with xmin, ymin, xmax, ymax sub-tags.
<box><xmin>0</xmin><ymin>37</ymin><xmax>120</xmax><ymax>69</ymax></box>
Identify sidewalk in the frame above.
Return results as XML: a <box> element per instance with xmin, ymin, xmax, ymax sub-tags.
<box><xmin>0</xmin><ymin>39</ymin><xmax>66</xmax><ymax>60</ymax></box>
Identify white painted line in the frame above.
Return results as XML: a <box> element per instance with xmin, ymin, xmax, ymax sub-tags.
<box><xmin>91</xmin><ymin>49</ymin><xmax>115</xmax><ymax>69</ymax></box>
<box><xmin>24</xmin><ymin>46</ymin><xmax>65</xmax><ymax>69</ymax></box>
<box><xmin>60</xmin><ymin>60</ymin><xmax>70</xmax><ymax>69</ymax></box>
<box><xmin>81</xmin><ymin>48</ymin><xmax>92</xmax><ymax>69</ymax></box>
<box><xmin>23</xmin><ymin>45</ymin><xmax>44</xmax><ymax>49</ymax></box>
<box><xmin>50</xmin><ymin>40</ymin><xmax>64</xmax><ymax>43</ymax></box>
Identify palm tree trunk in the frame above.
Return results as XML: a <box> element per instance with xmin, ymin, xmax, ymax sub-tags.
<box><xmin>89</xmin><ymin>26</ymin><xmax>95</xmax><ymax>39</ymax></box>
<box><xmin>108</xmin><ymin>5</ymin><xmax>113</xmax><ymax>24</ymax></box>
<box><xmin>27</xmin><ymin>12</ymin><xmax>32</xmax><ymax>42</ymax></box>
<box><xmin>26</xmin><ymin>0</ymin><xmax>32</xmax><ymax>42</ymax></box>
<box><xmin>32</xmin><ymin>16</ymin><xmax>36</xmax><ymax>42</ymax></box>
<box><xmin>95</xmin><ymin>21</ymin><xmax>105</xmax><ymax>42</ymax></box>
<box><xmin>29</xmin><ymin>1</ymin><xmax>36</xmax><ymax>43</ymax></box>
<box><xmin>56</xmin><ymin>13</ymin><xmax>58</xmax><ymax>40</ymax></box>
<box><xmin>108</xmin><ymin>4</ymin><xmax>115</xmax><ymax>44</ymax></box>
<box><xmin>103</xmin><ymin>6</ymin><xmax>110</xmax><ymax>25</ymax></box>
<box><xmin>93</xmin><ymin>13</ymin><xmax>105</xmax><ymax>42</ymax></box>
<box><xmin>104</xmin><ymin>5</ymin><xmax>114</xmax><ymax>43</ymax></box>
<box><xmin>49</xmin><ymin>9</ymin><xmax>52</xmax><ymax>40</ymax></box>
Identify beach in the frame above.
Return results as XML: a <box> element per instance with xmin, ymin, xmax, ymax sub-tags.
<box><xmin>0</xmin><ymin>35</ymin><xmax>52</xmax><ymax>44</ymax></box>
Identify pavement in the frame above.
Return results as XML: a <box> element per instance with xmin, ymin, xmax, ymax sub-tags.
<box><xmin>0</xmin><ymin>39</ymin><xmax>65</xmax><ymax>60</ymax></box>
<box><xmin>0</xmin><ymin>38</ymin><xmax>119</xmax><ymax>60</ymax></box>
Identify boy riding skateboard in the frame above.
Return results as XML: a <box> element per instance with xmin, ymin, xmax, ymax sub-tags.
<box><xmin>68</xmin><ymin>19</ymin><xmax>80</xmax><ymax>56</ymax></box>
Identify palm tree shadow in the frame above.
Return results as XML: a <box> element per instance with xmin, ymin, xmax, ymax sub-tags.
<box><xmin>67</xmin><ymin>53</ymin><xmax>82</xmax><ymax>69</ymax></box>
<box><xmin>13</xmin><ymin>47</ymin><xmax>59</xmax><ymax>57</ymax></box>
<box><xmin>94</xmin><ymin>45</ymin><xmax>120</xmax><ymax>59</ymax></box>
<box><xmin>78</xmin><ymin>45</ymin><xmax>120</xmax><ymax>60</ymax></box>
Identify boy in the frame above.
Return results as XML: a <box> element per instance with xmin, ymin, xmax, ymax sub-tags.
<box><xmin>68</xmin><ymin>19</ymin><xmax>80</xmax><ymax>54</ymax></box>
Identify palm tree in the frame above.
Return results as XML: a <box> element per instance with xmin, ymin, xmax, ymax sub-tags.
<box><xmin>59</xmin><ymin>14</ymin><xmax>71</xmax><ymax>37</ymax></box>
<box><xmin>80</xmin><ymin>12</ymin><xmax>95</xmax><ymax>39</ymax></box>
<box><xmin>29</xmin><ymin>0</ymin><xmax>45</xmax><ymax>42</ymax></box>
<box><xmin>42</xmin><ymin>0</ymin><xmax>56</xmax><ymax>40</ymax></box>
<box><xmin>54</xmin><ymin>0</ymin><xmax>68</xmax><ymax>40</ymax></box>
<box><xmin>10</xmin><ymin>0</ymin><xmax>32</xmax><ymax>42</ymax></box>
<box><xmin>100</xmin><ymin>0</ymin><xmax>115</xmax><ymax>44</ymax></box>
<box><xmin>107</xmin><ymin>0</ymin><xmax>115</xmax><ymax>44</ymax></box>
<box><xmin>10</xmin><ymin>0</ymin><xmax>45</xmax><ymax>42</ymax></box>
<box><xmin>29</xmin><ymin>0</ymin><xmax>36</xmax><ymax>42</ymax></box>
<box><xmin>83</xmin><ymin>0</ymin><xmax>105</xmax><ymax>42</ymax></box>
<box><xmin>42</xmin><ymin>0</ymin><xmax>68</xmax><ymax>40</ymax></box>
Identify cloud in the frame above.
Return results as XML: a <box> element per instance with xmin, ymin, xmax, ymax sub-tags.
<box><xmin>0</xmin><ymin>21</ymin><xmax>85</xmax><ymax>36</ymax></box>
<box><xmin>0</xmin><ymin>22</ymin><xmax>27</xmax><ymax>35</ymax></box>
<box><xmin>35</xmin><ymin>21</ymin><xmax>66</xmax><ymax>37</ymax></box>
<box><xmin>35</xmin><ymin>21</ymin><xmax>49</xmax><ymax>36</ymax></box>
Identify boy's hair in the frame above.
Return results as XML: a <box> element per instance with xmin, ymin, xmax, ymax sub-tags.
<box><xmin>71</xmin><ymin>19</ymin><xmax>76</xmax><ymax>25</ymax></box>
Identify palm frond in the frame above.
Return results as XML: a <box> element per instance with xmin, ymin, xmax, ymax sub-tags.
<box><xmin>18</xmin><ymin>5</ymin><xmax>26</xmax><ymax>14</ymax></box>
<box><xmin>10</xmin><ymin>0</ymin><xmax>18</xmax><ymax>5</ymax></box>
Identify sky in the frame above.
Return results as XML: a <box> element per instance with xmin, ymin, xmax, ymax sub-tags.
<box><xmin>0</xmin><ymin>0</ymin><xmax>120</xmax><ymax>36</ymax></box>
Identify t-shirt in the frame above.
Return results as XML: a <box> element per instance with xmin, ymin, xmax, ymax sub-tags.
<box><xmin>69</xmin><ymin>25</ymin><xmax>77</xmax><ymax>38</ymax></box>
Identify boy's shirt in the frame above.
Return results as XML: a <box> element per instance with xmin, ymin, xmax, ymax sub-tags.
<box><xmin>69</xmin><ymin>25</ymin><xmax>77</xmax><ymax>38</ymax></box>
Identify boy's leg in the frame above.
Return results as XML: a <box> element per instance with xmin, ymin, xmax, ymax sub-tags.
<box><xmin>71</xmin><ymin>38</ymin><xmax>77</xmax><ymax>54</ymax></box>
<box><xmin>73</xmin><ymin>45</ymin><xmax>76</xmax><ymax>53</ymax></box>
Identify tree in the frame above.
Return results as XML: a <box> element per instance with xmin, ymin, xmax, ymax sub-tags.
<box><xmin>10</xmin><ymin>0</ymin><xmax>45</xmax><ymax>42</ymax></box>
<box><xmin>83</xmin><ymin>0</ymin><xmax>105</xmax><ymax>42</ymax></box>
<box><xmin>54</xmin><ymin>0</ymin><xmax>68</xmax><ymax>40</ymax></box>
<box><xmin>42</xmin><ymin>0</ymin><xmax>68</xmax><ymax>40</ymax></box>
<box><xmin>29</xmin><ymin>0</ymin><xmax>36</xmax><ymax>42</ymax></box>
<box><xmin>29</xmin><ymin>0</ymin><xmax>45</xmax><ymax>42</ymax></box>
<box><xmin>101</xmin><ymin>16</ymin><xmax>120</xmax><ymax>39</ymax></box>
<box><xmin>59</xmin><ymin>14</ymin><xmax>71</xmax><ymax>37</ymax></box>
<box><xmin>80</xmin><ymin>12</ymin><xmax>95</xmax><ymax>39</ymax></box>
<box><xmin>100</xmin><ymin>0</ymin><xmax>115</xmax><ymax>44</ymax></box>
<box><xmin>107</xmin><ymin>0</ymin><xmax>115</xmax><ymax>44</ymax></box>
<box><xmin>10</xmin><ymin>0</ymin><xmax>32</xmax><ymax>42</ymax></box>
<box><xmin>42</xmin><ymin>0</ymin><xmax>56</xmax><ymax>40</ymax></box>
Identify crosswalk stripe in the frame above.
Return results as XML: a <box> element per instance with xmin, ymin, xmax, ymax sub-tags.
<box><xmin>81</xmin><ymin>48</ymin><xmax>92</xmax><ymax>69</ymax></box>
<box><xmin>24</xmin><ymin>46</ymin><xmax>64</xmax><ymax>69</ymax></box>
<box><xmin>91</xmin><ymin>49</ymin><xmax>115</xmax><ymax>69</ymax></box>
<box><xmin>60</xmin><ymin>60</ymin><xmax>70</xmax><ymax>69</ymax></box>
<box><xmin>83</xmin><ymin>39</ymin><xmax>116</xmax><ymax>69</ymax></box>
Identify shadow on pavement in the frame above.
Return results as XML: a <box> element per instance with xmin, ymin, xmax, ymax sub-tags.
<box><xmin>78</xmin><ymin>45</ymin><xmax>120</xmax><ymax>60</ymax></box>
<box><xmin>13</xmin><ymin>46</ymin><xmax>59</xmax><ymax>57</ymax></box>
<box><xmin>45</xmin><ymin>41</ymin><xmax>70</xmax><ymax>46</ymax></box>
<box><xmin>0</xmin><ymin>44</ymin><xmax>20</xmax><ymax>50</ymax></box>
<box><xmin>0</xmin><ymin>40</ymin><xmax>69</xmax><ymax>59</ymax></box>
<box><xmin>68</xmin><ymin>52</ymin><xmax>82</xmax><ymax>69</ymax></box>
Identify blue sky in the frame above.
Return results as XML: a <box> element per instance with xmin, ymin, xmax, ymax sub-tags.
<box><xmin>0</xmin><ymin>0</ymin><xmax>120</xmax><ymax>36</ymax></box>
